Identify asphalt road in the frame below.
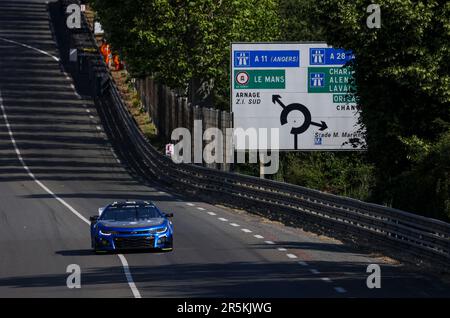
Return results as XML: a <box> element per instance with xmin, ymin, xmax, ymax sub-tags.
<box><xmin>0</xmin><ymin>0</ymin><xmax>449</xmax><ymax>298</ymax></box>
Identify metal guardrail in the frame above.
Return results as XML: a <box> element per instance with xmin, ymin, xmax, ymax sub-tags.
<box><xmin>55</xmin><ymin>0</ymin><xmax>450</xmax><ymax>266</ymax></box>
<box><xmin>100</xmin><ymin>80</ymin><xmax>450</xmax><ymax>265</ymax></box>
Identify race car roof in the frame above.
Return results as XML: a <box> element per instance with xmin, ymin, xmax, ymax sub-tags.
<box><xmin>110</xmin><ymin>200</ymin><xmax>155</xmax><ymax>208</ymax></box>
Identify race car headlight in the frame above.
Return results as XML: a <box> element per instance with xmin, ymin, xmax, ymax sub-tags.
<box><xmin>156</xmin><ymin>226</ymin><xmax>168</xmax><ymax>234</ymax></box>
<box><xmin>99</xmin><ymin>229</ymin><xmax>117</xmax><ymax>236</ymax></box>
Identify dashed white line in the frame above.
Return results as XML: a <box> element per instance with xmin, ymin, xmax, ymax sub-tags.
<box><xmin>241</xmin><ymin>229</ymin><xmax>252</xmax><ymax>233</ymax></box>
<box><xmin>218</xmin><ymin>218</ymin><xmax>228</xmax><ymax>222</ymax></box>
<box><xmin>298</xmin><ymin>261</ymin><xmax>308</xmax><ymax>266</ymax></box>
<box><xmin>334</xmin><ymin>287</ymin><xmax>347</xmax><ymax>294</ymax></box>
<box><xmin>0</xmin><ymin>74</ymin><xmax>140</xmax><ymax>299</ymax></box>
<box><xmin>186</xmin><ymin>203</ymin><xmax>195</xmax><ymax>206</ymax></box>
<box><xmin>286</xmin><ymin>254</ymin><xmax>298</xmax><ymax>259</ymax></box>
<box><xmin>96</xmin><ymin>126</ymin><xmax>101</xmax><ymax>130</ymax></box>
<box><xmin>310</xmin><ymin>269</ymin><xmax>320</xmax><ymax>275</ymax></box>
<box><xmin>321</xmin><ymin>277</ymin><xmax>332</xmax><ymax>283</ymax></box>
<box><xmin>254</xmin><ymin>235</ymin><xmax>264</xmax><ymax>239</ymax></box>
<box><xmin>86</xmin><ymin>109</ymin><xmax>91</xmax><ymax>113</ymax></box>
<box><xmin>197</xmin><ymin>207</ymin><xmax>205</xmax><ymax>211</ymax></box>
<box><xmin>265</xmin><ymin>241</ymin><xmax>275</xmax><ymax>245</ymax></box>
<box><xmin>230</xmin><ymin>223</ymin><xmax>240</xmax><ymax>227</ymax></box>
<box><xmin>207</xmin><ymin>212</ymin><xmax>216</xmax><ymax>216</ymax></box>
<box><xmin>277</xmin><ymin>247</ymin><xmax>287</xmax><ymax>252</ymax></box>
<box><xmin>89</xmin><ymin>115</ymin><xmax>94</xmax><ymax>119</ymax></box>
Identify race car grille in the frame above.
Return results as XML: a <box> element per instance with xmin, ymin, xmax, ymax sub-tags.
<box><xmin>113</xmin><ymin>236</ymin><xmax>154</xmax><ymax>249</ymax></box>
<box><xmin>117</xmin><ymin>230</ymin><xmax>151</xmax><ymax>235</ymax></box>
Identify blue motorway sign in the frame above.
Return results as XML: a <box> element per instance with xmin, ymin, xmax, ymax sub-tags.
<box><xmin>309</xmin><ymin>48</ymin><xmax>355</xmax><ymax>65</ymax></box>
<box><xmin>234</xmin><ymin>50</ymin><xmax>300</xmax><ymax>68</ymax></box>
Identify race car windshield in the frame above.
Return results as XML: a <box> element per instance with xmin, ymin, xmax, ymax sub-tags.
<box><xmin>100</xmin><ymin>205</ymin><xmax>161</xmax><ymax>221</ymax></box>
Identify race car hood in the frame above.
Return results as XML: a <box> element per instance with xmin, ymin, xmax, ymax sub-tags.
<box><xmin>98</xmin><ymin>218</ymin><xmax>166</xmax><ymax>229</ymax></box>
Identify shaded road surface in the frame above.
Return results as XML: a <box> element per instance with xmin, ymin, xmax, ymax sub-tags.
<box><xmin>0</xmin><ymin>0</ymin><xmax>449</xmax><ymax>297</ymax></box>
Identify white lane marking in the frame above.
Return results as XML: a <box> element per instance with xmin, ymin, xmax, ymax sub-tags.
<box><xmin>186</xmin><ymin>203</ymin><xmax>195</xmax><ymax>206</ymax></box>
<box><xmin>230</xmin><ymin>223</ymin><xmax>240</xmax><ymax>227</ymax></box>
<box><xmin>277</xmin><ymin>247</ymin><xmax>287</xmax><ymax>252</ymax></box>
<box><xmin>117</xmin><ymin>254</ymin><xmax>141</xmax><ymax>298</ymax></box>
<box><xmin>321</xmin><ymin>277</ymin><xmax>332</xmax><ymax>283</ymax></box>
<box><xmin>298</xmin><ymin>261</ymin><xmax>308</xmax><ymax>266</ymax></box>
<box><xmin>265</xmin><ymin>241</ymin><xmax>275</xmax><ymax>245</ymax></box>
<box><xmin>334</xmin><ymin>287</ymin><xmax>347</xmax><ymax>294</ymax></box>
<box><xmin>0</xmin><ymin>36</ymin><xmax>60</xmax><ymax>62</ymax></box>
<box><xmin>207</xmin><ymin>212</ymin><xmax>216</xmax><ymax>216</ymax></box>
<box><xmin>241</xmin><ymin>229</ymin><xmax>252</xmax><ymax>233</ymax></box>
<box><xmin>0</xmin><ymin>89</ymin><xmax>141</xmax><ymax>299</ymax></box>
<box><xmin>0</xmin><ymin>98</ymin><xmax>90</xmax><ymax>224</ymax></box>
<box><xmin>218</xmin><ymin>218</ymin><xmax>228</xmax><ymax>222</ymax></box>
<box><xmin>197</xmin><ymin>207</ymin><xmax>205</xmax><ymax>211</ymax></box>
<box><xmin>310</xmin><ymin>269</ymin><xmax>320</xmax><ymax>275</ymax></box>
<box><xmin>254</xmin><ymin>235</ymin><xmax>264</xmax><ymax>239</ymax></box>
<box><xmin>286</xmin><ymin>254</ymin><xmax>298</xmax><ymax>259</ymax></box>
<box><xmin>89</xmin><ymin>115</ymin><xmax>94</xmax><ymax>119</ymax></box>
<box><xmin>86</xmin><ymin>109</ymin><xmax>91</xmax><ymax>113</ymax></box>
<box><xmin>96</xmin><ymin>126</ymin><xmax>101</xmax><ymax>130</ymax></box>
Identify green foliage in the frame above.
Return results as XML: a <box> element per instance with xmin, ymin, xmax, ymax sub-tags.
<box><xmin>278</xmin><ymin>0</ymin><xmax>325</xmax><ymax>41</ymax></box>
<box><xmin>89</xmin><ymin>0</ymin><xmax>280</xmax><ymax>108</ymax></box>
<box><xmin>314</xmin><ymin>0</ymin><xmax>450</xmax><ymax>220</ymax></box>
<box><xmin>395</xmin><ymin>131</ymin><xmax>450</xmax><ymax>220</ymax></box>
<box><xmin>277</xmin><ymin>152</ymin><xmax>374</xmax><ymax>200</ymax></box>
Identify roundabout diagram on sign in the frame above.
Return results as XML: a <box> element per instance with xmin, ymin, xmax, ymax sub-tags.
<box><xmin>232</xmin><ymin>43</ymin><xmax>362</xmax><ymax>151</ymax></box>
<box><xmin>272</xmin><ymin>95</ymin><xmax>328</xmax><ymax>150</ymax></box>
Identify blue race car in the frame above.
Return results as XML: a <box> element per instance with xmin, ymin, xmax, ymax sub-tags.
<box><xmin>90</xmin><ymin>201</ymin><xmax>173</xmax><ymax>253</ymax></box>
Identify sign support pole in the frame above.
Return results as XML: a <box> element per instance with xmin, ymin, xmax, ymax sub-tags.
<box><xmin>259</xmin><ymin>154</ymin><xmax>265</xmax><ymax>179</ymax></box>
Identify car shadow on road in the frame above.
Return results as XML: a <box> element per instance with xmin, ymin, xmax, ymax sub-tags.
<box><xmin>55</xmin><ymin>248</ymin><xmax>171</xmax><ymax>256</ymax></box>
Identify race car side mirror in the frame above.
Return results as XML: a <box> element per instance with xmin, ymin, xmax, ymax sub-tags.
<box><xmin>165</xmin><ymin>213</ymin><xmax>174</xmax><ymax>218</ymax></box>
<box><xmin>90</xmin><ymin>215</ymin><xmax>99</xmax><ymax>223</ymax></box>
